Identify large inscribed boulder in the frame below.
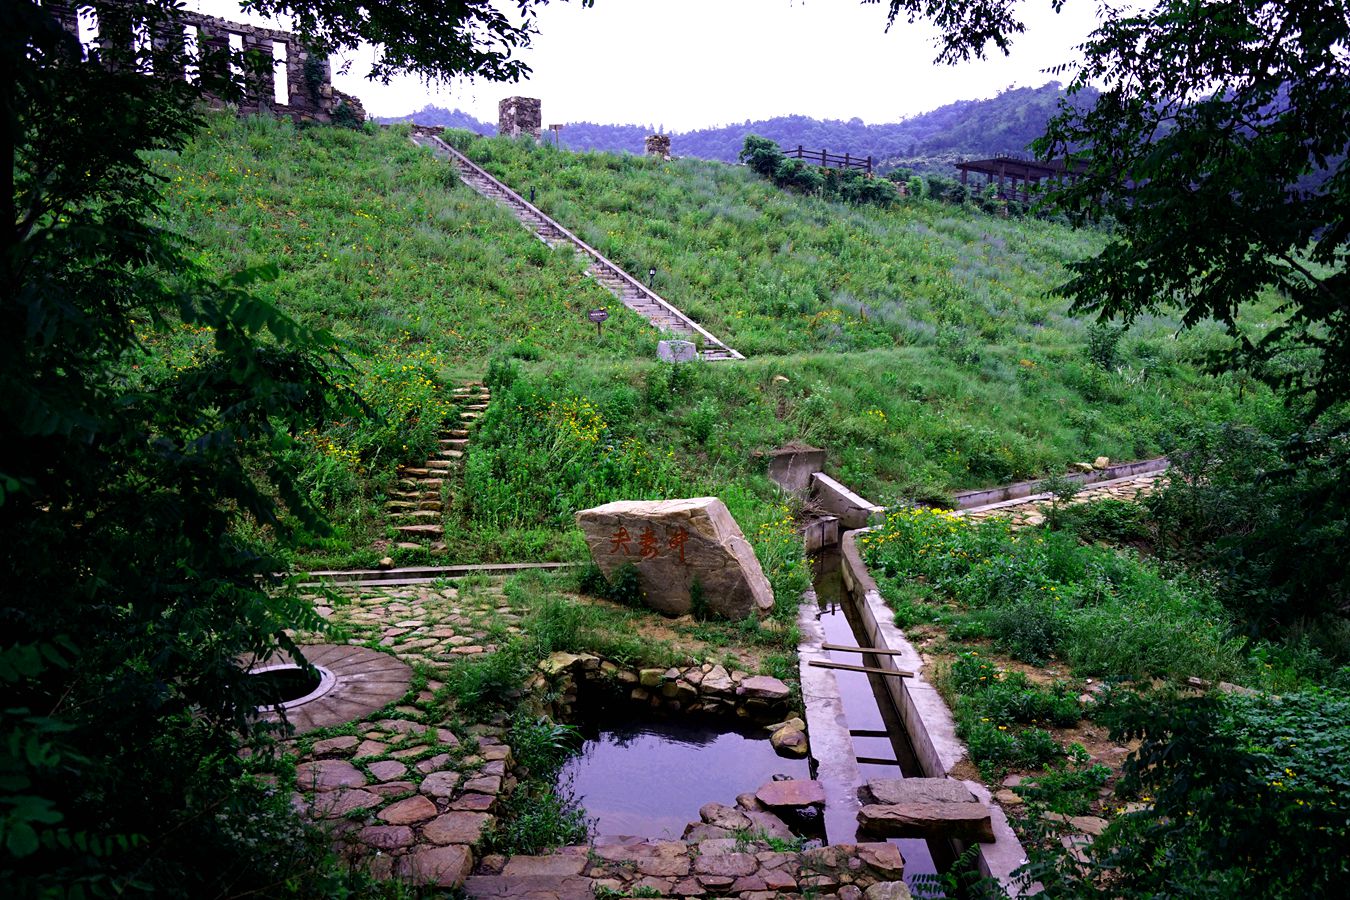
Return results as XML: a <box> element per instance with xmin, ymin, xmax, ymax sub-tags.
<box><xmin>576</xmin><ymin>497</ymin><xmax>775</xmax><ymax>619</ymax></box>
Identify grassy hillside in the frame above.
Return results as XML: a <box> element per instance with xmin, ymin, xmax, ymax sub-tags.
<box><xmin>144</xmin><ymin>116</ymin><xmax>1277</xmax><ymax>569</ymax></box>
<box><xmin>455</xmin><ymin>129</ymin><xmax>1162</xmax><ymax>358</ymax></box>
<box><xmin>150</xmin><ymin>115</ymin><xmax>659</xmax><ymax>366</ymax></box>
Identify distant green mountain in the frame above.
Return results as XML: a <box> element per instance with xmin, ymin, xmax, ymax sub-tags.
<box><xmin>380</xmin><ymin>83</ymin><xmax>1095</xmax><ymax>172</ymax></box>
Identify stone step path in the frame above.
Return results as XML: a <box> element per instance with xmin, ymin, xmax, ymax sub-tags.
<box><xmin>959</xmin><ymin>470</ymin><xmax>1162</xmax><ymax>529</ymax></box>
<box><xmin>385</xmin><ymin>382</ymin><xmax>491</xmax><ymax>554</ymax></box>
<box><xmin>410</xmin><ymin>131</ymin><xmax>742</xmax><ymax>362</ymax></box>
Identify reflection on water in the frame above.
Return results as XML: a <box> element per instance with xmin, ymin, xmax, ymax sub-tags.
<box><xmin>559</xmin><ymin>719</ymin><xmax>810</xmax><ymax>838</ymax></box>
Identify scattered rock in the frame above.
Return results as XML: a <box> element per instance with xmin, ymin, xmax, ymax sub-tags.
<box><xmin>756</xmin><ymin>779</ymin><xmax>825</xmax><ymax>810</ymax></box>
<box><xmin>865</xmin><ymin>881</ymin><xmax>915</xmax><ymax>900</ymax></box>
<box><xmin>699</xmin><ymin>802</ymin><xmax>752</xmax><ymax>832</ymax></box>
<box><xmin>1093</xmin><ymin>456</ymin><xmax>1110</xmax><ymax>469</ymax></box>
<box><xmin>740</xmin><ymin>675</ymin><xmax>790</xmax><ymax>701</ymax></box>
<box><xmin>378</xmin><ymin>556</ymin><xmax>395</xmax><ymax>570</ymax></box>
<box><xmin>771</xmin><ymin>721</ymin><xmax>809</xmax><ymax>757</ymax></box>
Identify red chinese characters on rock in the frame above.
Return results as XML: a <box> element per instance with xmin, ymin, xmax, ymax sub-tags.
<box><xmin>667</xmin><ymin>526</ymin><xmax>690</xmax><ymax>563</ymax></box>
<box><xmin>607</xmin><ymin>525</ymin><xmax>692</xmax><ymax>565</ymax></box>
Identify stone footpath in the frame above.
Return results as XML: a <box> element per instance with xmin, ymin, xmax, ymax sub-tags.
<box><xmin>385</xmin><ymin>381</ymin><xmax>490</xmax><ymax>554</ymax></box>
<box><xmin>960</xmin><ymin>471</ymin><xmax>1161</xmax><ymax>528</ymax></box>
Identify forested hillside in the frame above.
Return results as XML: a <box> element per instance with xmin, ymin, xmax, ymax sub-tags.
<box><xmin>383</xmin><ymin>82</ymin><xmax>1095</xmax><ymax>172</ymax></box>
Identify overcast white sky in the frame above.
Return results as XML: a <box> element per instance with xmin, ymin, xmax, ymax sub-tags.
<box><xmin>191</xmin><ymin>1</ymin><xmax>1100</xmax><ymax>130</ymax></box>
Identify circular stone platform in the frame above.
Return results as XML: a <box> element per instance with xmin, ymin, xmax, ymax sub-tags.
<box><xmin>256</xmin><ymin>644</ymin><xmax>413</xmax><ymax>733</ymax></box>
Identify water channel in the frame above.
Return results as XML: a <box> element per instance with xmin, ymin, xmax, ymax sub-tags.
<box><xmin>810</xmin><ymin>548</ymin><xmax>956</xmax><ymax>886</ymax></box>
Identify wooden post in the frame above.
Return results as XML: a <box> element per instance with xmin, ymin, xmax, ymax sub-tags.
<box><xmin>844</xmin><ymin>152</ymin><xmax>851</xmax><ymax>169</ymax></box>
<box><xmin>821</xmin><ymin>148</ymin><xmax>827</xmax><ymax>166</ymax></box>
<box><xmin>797</xmin><ymin>144</ymin><xmax>803</xmax><ymax>159</ymax></box>
<box><xmin>867</xmin><ymin>156</ymin><xmax>873</xmax><ymax>176</ymax></box>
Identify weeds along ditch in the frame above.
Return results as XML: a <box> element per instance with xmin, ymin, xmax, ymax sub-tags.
<box><xmin>142</xmin><ymin>115</ymin><xmax>1276</xmax><ymax>573</ymax></box>
<box><xmin>859</xmin><ymin>495</ymin><xmax>1350</xmax><ymax>895</ymax></box>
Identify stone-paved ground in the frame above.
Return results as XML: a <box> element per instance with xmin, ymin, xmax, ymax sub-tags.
<box><xmin>288</xmin><ymin>580</ymin><xmax>520</xmax><ymax>886</ymax></box>
<box><xmin>960</xmin><ymin>471</ymin><xmax>1161</xmax><ymax>528</ymax></box>
<box><xmin>288</xmin><ymin>579</ymin><xmax>919</xmax><ymax>898</ymax></box>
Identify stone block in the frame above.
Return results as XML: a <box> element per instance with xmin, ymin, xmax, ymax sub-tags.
<box><xmin>657</xmin><ymin>339</ymin><xmax>698</xmax><ymax>362</ymax></box>
<box><xmin>576</xmin><ymin>497</ymin><xmax>774</xmax><ymax>619</ymax></box>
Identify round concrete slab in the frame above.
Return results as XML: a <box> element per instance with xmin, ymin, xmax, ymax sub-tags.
<box><xmin>256</xmin><ymin>644</ymin><xmax>413</xmax><ymax>733</ymax></box>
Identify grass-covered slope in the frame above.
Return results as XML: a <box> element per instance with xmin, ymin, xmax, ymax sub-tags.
<box><xmin>144</xmin><ymin>117</ymin><xmax>1275</xmax><ymax>569</ymax></box>
<box><xmin>151</xmin><ymin>115</ymin><xmax>659</xmax><ymax>365</ymax></box>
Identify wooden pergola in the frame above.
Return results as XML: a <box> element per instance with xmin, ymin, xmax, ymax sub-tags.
<box><xmin>955</xmin><ymin>156</ymin><xmax>1087</xmax><ymax>203</ymax></box>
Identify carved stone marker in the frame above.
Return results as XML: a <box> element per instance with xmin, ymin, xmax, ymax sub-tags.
<box><xmin>575</xmin><ymin>497</ymin><xmax>774</xmax><ymax>619</ymax></box>
<box><xmin>657</xmin><ymin>339</ymin><xmax>698</xmax><ymax>363</ymax></box>
<box><xmin>498</xmin><ymin>96</ymin><xmax>542</xmax><ymax>139</ymax></box>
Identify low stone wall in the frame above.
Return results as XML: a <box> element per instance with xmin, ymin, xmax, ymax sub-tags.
<box><xmin>960</xmin><ymin>470</ymin><xmax>1162</xmax><ymax>527</ymax></box>
<box><xmin>947</xmin><ymin>456</ymin><xmax>1168</xmax><ymax>510</ymax></box>
<box><xmin>529</xmin><ymin>652</ymin><xmax>795</xmax><ymax>726</ymax></box>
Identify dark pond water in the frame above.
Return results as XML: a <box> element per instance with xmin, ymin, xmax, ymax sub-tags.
<box><xmin>250</xmin><ymin>665</ymin><xmax>320</xmax><ymax>705</ymax></box>
<box><xmin>558</xmin><ymin>718</ymin><xmax>811</xmax><ymax>839</ymax></box>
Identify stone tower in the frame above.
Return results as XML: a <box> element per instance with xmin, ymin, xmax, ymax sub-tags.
<box><xmin>498</xmin><ymin>97</ymin><xmax>542</xmax><ymax>140</ymax></box>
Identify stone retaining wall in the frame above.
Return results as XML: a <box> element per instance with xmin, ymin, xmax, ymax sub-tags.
<box><xmin>529</xmin><ymin>651</ymin><xmax>796</xmax><ymax>726</ymax></box>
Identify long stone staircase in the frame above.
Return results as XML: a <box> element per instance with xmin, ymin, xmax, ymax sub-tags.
<box><xmin>386</xmin><ymin>382</ymin><xmax>490</xmax><ymax>555</ymax></box>
<box><xmin>410</xmin><ymin>132</ymin><xmax>742</xmax><ymax>362</ymax></box>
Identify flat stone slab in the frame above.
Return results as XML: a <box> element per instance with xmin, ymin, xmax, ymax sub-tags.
<box><xmin>860</xmin><ymin>777</ymin><xmax>979</xmax><ymax>806</ymax></box>
<box><xmin>398</xmin><ymin>844</ymin><xmax>474</xmax><ymax>888</ymax></box>
<box><xmin>462</xmin><ymin>875</ymin><xmax>594</xmax><ymax>899</ymax></box>
<box><xmin>756</xmin><ymin>779</ymin><xmax>826</xmax><ymax>809</ymax></box>
<box><xmin>379</xmin><ymin>794</ymin><xmax>438</xmax><ymax>825</ymax></box>
<box><xmin>858</xmin><ymin>801</ymin><xmax>996</xmax><ymax>843</ymax></box>
<box><xmin>424</xmin><ymin>812</ymin><xmax>494</xmax><ymax>846</ymax></box>
<box><xmin>501</xmin><ymin>854</ymin><xmax>589</xmax><ymax>877</ymax></box>
<box><xmin>295</xmin><ymin>758</ymin><xmax>366</xmax><ymax>792</ymax></box>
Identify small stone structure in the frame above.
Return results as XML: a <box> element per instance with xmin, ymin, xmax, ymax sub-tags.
<box><xmin>498</xmin><ymin>96</ymin><xmax>542</xmax><ymax>139</ymax></box>
<box><xmin>811</xmin><ymin>472</ymin><xmax>886</xmax><ymax>530</ymax></box>
<box><xmin>764</xmin><ymin>443</ymin><xmax>827</xmax><ymax>495</ymax></box>
<box><xmin>645</xmin><ymin>133</ymin><xmax>672</xmax><ymax>158</ymax></box>
<box><xmin>45</xmin><ymin>1</ymin><xmax>363</xmax><ymax>124</ymax></box>
<box><xmin>657</xmin><ymin>339</ymin><xmax>698</xmax><ymax>362</ymax></box>
<box><xmin>576</xmin><ymin>498</ymin><xmax>775</xmax><ymax>619</ymax></box>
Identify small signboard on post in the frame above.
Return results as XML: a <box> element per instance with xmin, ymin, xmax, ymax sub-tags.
<box><xmin>588</xmin><ymin>307</ymin><xmax>609</xmax><ymax>337</ymax></box>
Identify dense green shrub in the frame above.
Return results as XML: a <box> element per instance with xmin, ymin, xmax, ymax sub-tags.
<box><xmin>1027</xmin><ymin>688</ymin><xmax>1350</xmax><ymax>896</ymax></box>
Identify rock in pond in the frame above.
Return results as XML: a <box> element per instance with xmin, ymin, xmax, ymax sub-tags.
<box><xmin>576</xmin><ymin>497</ymin><xmax>774</xmax><ymax>619</ymax></box>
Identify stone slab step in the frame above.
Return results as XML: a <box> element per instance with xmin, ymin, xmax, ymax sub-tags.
<box><xmin>460</xmin><ymin>412</ymin><xmax>482</xmax><ymax>420</ymax></box>
<box><xmin>391</xmin><ymin>510</ymin><xmax>441</xmax><ymax>521</ymax></box>
<box><xmin>439</xmin><ymin>439</ymin><xmax>469</xmax><ymax>450</ymax></box>
<box><xmin>398</xmin><ymin>467</ymin><xmax>430</xmax><ymax>477</ymax></box>
<box><xmin>398</xmin><ymin>478</ymin><xmax>444</xmax><ymax>489</ymax></box>
<box><xmin>395</xmin><ymin>524</ymin><xmax>444</xmax><ymax>536</ymax></box>
<box><xmin>462</xmin><ymin>875</ymin><xmax>593</xmax><ymax>900</ymax></box>
<box><xmin>426</xmin><ymin>460</ymin><xmax>454</xmax><ymax>470</ymax></box>
<box><xmin>445</xmin><ymin>429</ymin><xmax>470</xmax><ymax>438</ymax></box>
<box><xmin>462</xmin><ymin>403</ymin><xmax>489</xmax><ymax>411</ymax></box>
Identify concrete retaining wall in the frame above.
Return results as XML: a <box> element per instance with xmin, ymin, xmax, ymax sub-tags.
<box><xmin>948</xmin><ymin>456</ymin><xmax>1169</xmax><ymax>510</ymax></box>
<box><xmin>812</xmin><ymin>472</ymin><xmax>885</xmax><ymax>530</ymax></box>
